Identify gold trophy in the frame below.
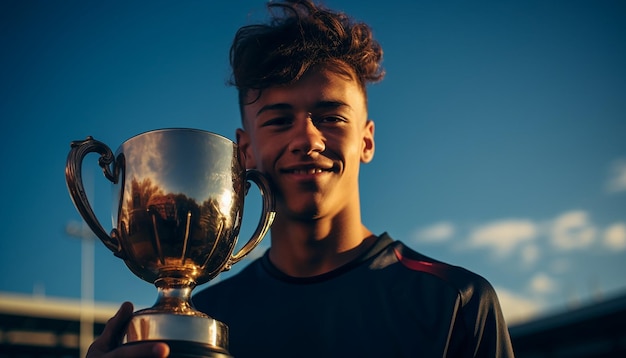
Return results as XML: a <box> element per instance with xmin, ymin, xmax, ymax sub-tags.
<box><xmin>65</xmin><ymin>128</ymin><xmax>275</xmax><ymax>357</ymax></box>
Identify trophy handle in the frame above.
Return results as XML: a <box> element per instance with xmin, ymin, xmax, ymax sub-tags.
<box><xmin>228</xmin><ymin>169</ymin><xmax>276</xmax><ymax>266</ymax></box>
<box><xmin>65</xmin><ymin>136</ymin><xmax>122</xmax><ymax>255</ymax></box>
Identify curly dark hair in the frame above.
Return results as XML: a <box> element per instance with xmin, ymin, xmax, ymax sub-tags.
<box><xmin>229</xmin><ymin>0</ymin><xmax>385</xmax><ymax>109</ymax></box>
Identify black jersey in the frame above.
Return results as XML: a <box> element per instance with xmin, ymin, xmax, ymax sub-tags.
<box><xmin>193</xmin><ymin>233</ymin><xmax>515</xmax><ymax>357</ymax></box>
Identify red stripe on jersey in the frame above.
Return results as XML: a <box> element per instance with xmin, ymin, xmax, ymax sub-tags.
<box><xmin>394</xmin><ymin>248</ymin><xmax>443</xmax><ymax>276</ymax></box>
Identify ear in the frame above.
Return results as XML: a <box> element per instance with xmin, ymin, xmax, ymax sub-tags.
<box><xmin>236</xmin><ymin>128</ymin><xmax>257</xmax><ymax>169</ymax></box>
<box><xmin>361</xmin><ymin>119</ymin><xmax>375</xmax><ymax>163</ymax></box>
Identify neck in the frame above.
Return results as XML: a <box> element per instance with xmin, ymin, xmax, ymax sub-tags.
<box><xmin>267</xmin><ymin>211</ymin><xmax>375</xmax><ymax>277</ymax></box>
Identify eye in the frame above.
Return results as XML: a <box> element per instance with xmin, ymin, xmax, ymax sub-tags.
<box><xmin>261</xmin><ymin>116</ymin><xmax>293</xmax><ymax>127</ymax></box>
<box><xmin>313</xmin><ymin>115</ymin><xmax>347</xmax><ymax>125</ymax></box>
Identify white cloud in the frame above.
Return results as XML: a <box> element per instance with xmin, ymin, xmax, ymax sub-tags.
<box><xmin>550</xmin><ymin>210</ymin><xmax>596</xmax><ymax>250</ymax></box>
<box><xmin>494</xmin><ymin>287</ymin><xmax>544</xmax><ymax>325</ymax></box>
<box><xmin>603</xmin><ymin>223</ymin><xmax>626</xmax><ymax>251</ymax></box>
<box><xmin>413</xmin><ymin>221</ymin><xmax>455</xmax><ymax>243</ymax></box>
<box><xmin>606</xmin><ymin>159</ymin><xmax>626</xmax><ymax>193</ymax></box>
<box><xmin>528</xmin><ymin>272</ymin><xmax>558</xmax><ymax>295</ymax></box>
<box><xmin>519</xmin><ymin>244</ymin><xmax>540</xmax><ymax>267</ymax></box>
<box><xmin>467</xmin><ymin>219</ymin><xmax>538</xmax><ymax>258</ymax></box>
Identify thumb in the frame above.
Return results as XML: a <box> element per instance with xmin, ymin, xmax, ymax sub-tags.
<box><xmin>91</xmin><ymin>301</ymin><xmax>134</xmax><ymax>352</ymax></box>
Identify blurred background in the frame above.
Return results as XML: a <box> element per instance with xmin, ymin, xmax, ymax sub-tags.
<box><xmin>1</xmin><ymin>1</ymin><xmax>625</xmax><ymax>352</ymax></box>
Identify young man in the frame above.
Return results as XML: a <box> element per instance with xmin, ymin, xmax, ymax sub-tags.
<box><xmin>89</xmin><ymin>1</ymin><xmax>514</xmax><ymax>357</ymax></box>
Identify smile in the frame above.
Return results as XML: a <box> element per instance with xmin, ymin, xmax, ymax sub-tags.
<box><xmin>284</xmin><ymin>168</ymin><xmax>332</xmax><ymax>175</ymax></box>
<box><xmin>281</xmin><ymin>165</ymin><xmax>335</xmax><ymax>175</ymax></box>
<box><xmin>288</xmin><ymin>168</ymin><xmax>327</xmax><ymax>174</ymax></box>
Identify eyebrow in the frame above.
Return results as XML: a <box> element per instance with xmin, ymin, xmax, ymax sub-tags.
<box><xmin>256</xmin><ymin>101</ymin><xmax>349</xmax><ymax>117</ymax></box>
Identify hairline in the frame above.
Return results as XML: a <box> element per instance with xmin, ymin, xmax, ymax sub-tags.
<box><xmin>238</xmin><ymin>61</ymin><xmax>368</xmax><ymax>128</ymax></box>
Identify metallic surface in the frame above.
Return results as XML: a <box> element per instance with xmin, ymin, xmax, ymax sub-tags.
<box><xmin>125</xmin><ymin>313</ymin><xmax>229</xmax><ymax>352</ymax></box>
<box><xmin>66</xmin><ymin>128</ymin><xmax>275</xmax><ymax>354</ymax></box>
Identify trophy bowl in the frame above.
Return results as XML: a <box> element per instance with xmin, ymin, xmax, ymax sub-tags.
<box><xmin>65</xmin><ymin>128</ymin><xmax>275</xmax><ymax>357</ymax></box>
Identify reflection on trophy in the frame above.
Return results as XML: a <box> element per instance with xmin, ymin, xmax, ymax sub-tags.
<box><xmin>65</xmin><ymin>128</ymin><xmax>275</xmax><ymax>357</ymax></box>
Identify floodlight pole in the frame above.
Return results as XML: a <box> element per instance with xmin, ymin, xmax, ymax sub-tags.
<box><xmin>66</xmin><ymin>221</ymin><xmax>95</xmax><ymax>358</ymax></box>
<box><xmin>66</xmin><ymin>167</ymin><xmax>97</xmax><ymax>357</ymax></box>
<box><xmin>80</xmin><ymin>230</ymin><xmax>95</xmax><ymax>358</ymax></box>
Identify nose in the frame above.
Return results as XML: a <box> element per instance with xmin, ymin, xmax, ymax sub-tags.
<box><xmin>288</xmin><ymin>115</ymin><xmax>325</xmax><ymax>156</ymax></box>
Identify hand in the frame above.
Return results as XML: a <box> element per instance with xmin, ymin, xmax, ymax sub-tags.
<box><xmin>86</xmin><ymin>301</ymin><xmax>170</xmax><ymax>358</ymax></box>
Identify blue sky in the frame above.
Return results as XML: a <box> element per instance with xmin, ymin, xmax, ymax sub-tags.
<box><xmin>1</xmin><ymin>0</ymin><xmax>625</xmax><ymax>325</ymax></box>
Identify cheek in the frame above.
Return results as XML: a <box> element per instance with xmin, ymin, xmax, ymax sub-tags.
<box><xmin>251</xmin><ymin>134</ymin><xmax>284</xmax><ymax>171</ymax></box>
<box><xmin>258</xmin><ymin>150</ymin><xmax>276</xmax><ymax>172</ymax></box>
<box><xmin>247</xmin><ymin>144</ymin><xmax>271</xmax><ymax>171</ymax></box>
<box><xmin>342</xmin><ymin>134</ymin><xmax>365</xmax><ymax>158</ymax></box>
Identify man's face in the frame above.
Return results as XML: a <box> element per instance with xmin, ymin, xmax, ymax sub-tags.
<box><xmin>237</xmin><ymin>67</ymin><xmax>375</xmax><ymax>221</ymax></box>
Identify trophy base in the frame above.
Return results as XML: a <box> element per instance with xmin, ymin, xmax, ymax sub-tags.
<box><xmin>125</xmin><ymin>312</ymin><xmax>231</xmax><ymax>356</ymax></box>
<box><xmin>124</xmin><ymin>340</ymin><xmax>232</xmax><ymax>358</ymax></box>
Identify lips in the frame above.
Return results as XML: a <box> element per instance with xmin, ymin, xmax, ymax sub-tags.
<box><xmin>280</xmin><ymin>164</ymin><xmax>335</xmax><ymax>175</ymax></box>
<box><xmin>287</xmin><ymin>168</ymin><xmax>327</xmax><ymax>174</ymax></box>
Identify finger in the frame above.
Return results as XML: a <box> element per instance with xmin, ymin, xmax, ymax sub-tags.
<box><xmin>87</xmin><ymin>301</ymin><xmax>134</xmax><ymax>357</ymax></box>
<box><xmin>103</xmin><ymin>302</ymin><xmax>134</xmax><ymax>348</ymax></box>
<box><xmin>87</xmin><ymin>302</ymin><xmax>170</xmax><ymax>358</ymax></box>
<box><xmin>92</xmin><ymin>341</ymin><xmax>170</xmax><ymax>358</ymax></box>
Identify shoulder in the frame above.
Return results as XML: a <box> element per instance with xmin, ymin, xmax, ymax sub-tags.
<box><xmin>388</xmin><ymin>238</ymin><xmax>498</xmax><ymax>305</ymax></box>
<box><xmin>385</xmin><ymin>236</ymin><xmax>513</xmax><ymax>356</ymax></box>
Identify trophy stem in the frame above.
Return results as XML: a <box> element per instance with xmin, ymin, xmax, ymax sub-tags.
<box><xmin>140</xmin><ymin>277</ymin><xmax>206</xmax><ymax>317</ymax></box>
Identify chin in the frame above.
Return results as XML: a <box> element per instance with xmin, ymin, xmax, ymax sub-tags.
<box><xmin>282</xmin><ymin>201</ymin><xmax>325</xmax><ymax>221</ymax></box>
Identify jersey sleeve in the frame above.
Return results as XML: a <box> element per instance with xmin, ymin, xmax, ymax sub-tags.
<box><xmin>453</xmin><ymin>275</ymin><xmax>515</xmax><ymax>357</ymax></box>
<box><xmin>393</xmin><ymin>241</ymin><xmax>515</xmax><ymax>357</ymax></box>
